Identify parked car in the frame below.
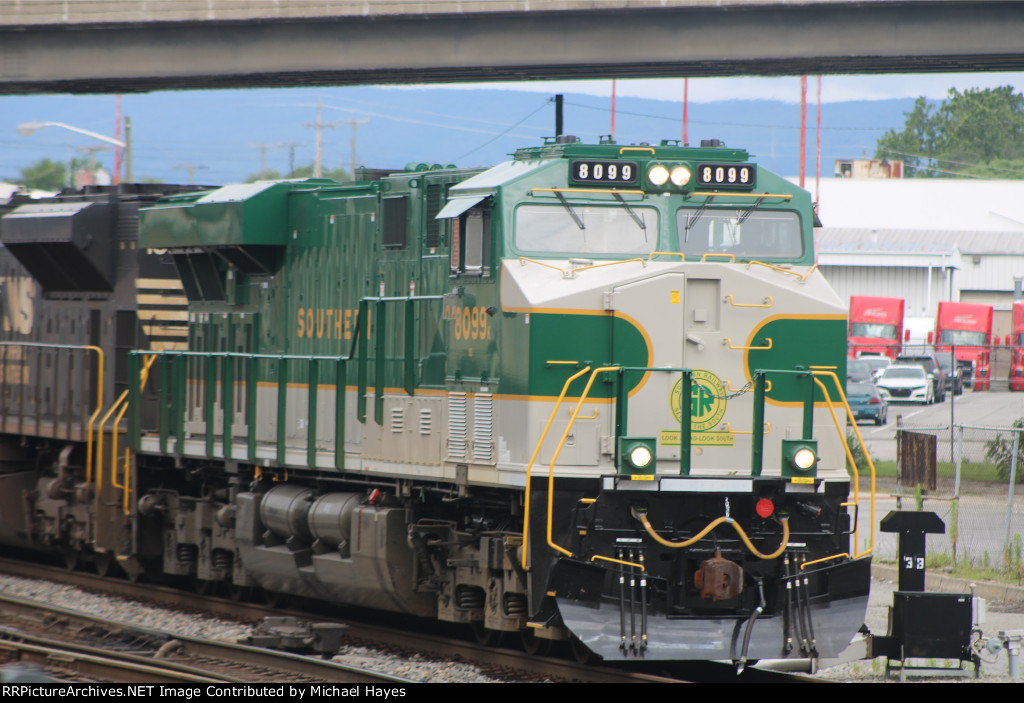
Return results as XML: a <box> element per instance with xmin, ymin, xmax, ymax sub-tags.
<box><xmin>846</xmin><ymin>381</ymin><xmax>888</xmax><ymax>425</ymax></box>
<box><xmin>935</xmin><ymin>352</ymin><xmax>964</xmax><ymax>395</ymax></box>
<box><xmin>894</xmin><ymin>354</ymin><xmax>947</xmax><ymax>402</ymax></box>
<box><xmin>847</xmin><ymin>359</ymin><xmax>875</xmax><ymax>384</ymax></box>
<box><xmin>876</xmin><ymin>365</ymin><xmax>934</xmax><ymax>405</ymax></box>
<box><xmin>859</xmin><ymin>355</ymin><xmax>892</xmax><ymax>380</ymax></box>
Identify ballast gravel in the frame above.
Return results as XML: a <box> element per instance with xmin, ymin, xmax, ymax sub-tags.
<box><xmin>0</xmin><ymin>574</ymin><xmax>499</xmax><ymax>683</ymax></box>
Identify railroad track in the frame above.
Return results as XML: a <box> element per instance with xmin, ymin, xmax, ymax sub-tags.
<box><xmin>0</xmin><ymin>557</ymin><xmax>682</xmax><ymax>684</ymax></box>
<box><xmin>0</xmin><ymin>591</ymin><xmax>416</xmax><ymax>684</ymax></box>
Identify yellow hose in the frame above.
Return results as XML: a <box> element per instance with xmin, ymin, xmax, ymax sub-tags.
<box><xmin>637</xmin><ymin>513</ymin><xmax>790</xmax><ymax>560</ymax></box>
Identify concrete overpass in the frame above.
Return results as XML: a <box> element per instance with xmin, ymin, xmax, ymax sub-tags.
<box><xmin>2</xmin><ymin>1</ymin><xmax>1024</xmax><ymax>94</ymax></box>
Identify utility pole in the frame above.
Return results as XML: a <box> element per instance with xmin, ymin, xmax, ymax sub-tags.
<box><xmin>339</xmin><ymin>118</ymin><xmax>369</xmax><ymax>179</ymax></box>
<box><xmin>75</xmin><ymin>144</ymin><xmax>111</xmax><ymax>186</ymax></box>
<box><xmin>175</xmin><ymin>164</ymin><xmax>208</xmax><ymax>184</ymax></box>
<box><xmin>249</xmin><ymin>142</ymin><xmax>283</xmax><ymax>175</ymax></box>
<box><xmin>305</xmin><ymin>98</ymin><xmax>336</xmax><ymax>178</ymax></box>
<box><xmin>281</xmin><ymin>142</ymin><xmax>302</xmax><ymax>176</ymax></box>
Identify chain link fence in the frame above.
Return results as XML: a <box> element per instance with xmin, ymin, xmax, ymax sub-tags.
<box><xmin>851</xmin><ymin>420</ymin><xmax>1024</xmax><ymax>576</ymax></box>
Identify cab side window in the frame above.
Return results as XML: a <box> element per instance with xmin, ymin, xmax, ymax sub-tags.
<box><xmin>451</xmin><ymin>207</ymin><xmax>490</xmax><ymax>277</ymax></box>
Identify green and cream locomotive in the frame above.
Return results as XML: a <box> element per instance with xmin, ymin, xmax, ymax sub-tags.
<box><xmin>0</xmin><ymin>138</ymin><xmax>875</xmax><ymax>665</ymax></box>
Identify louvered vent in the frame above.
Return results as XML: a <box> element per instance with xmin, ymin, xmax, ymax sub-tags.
<box><xmin>419</xmin><ymin>408</ymin><xmax>432</xmax><ymax>435</ymax></box>
<box><xmin>472</xmin><ymin>394</ymin><xmax>494</xmax><ymax>463</ymax></box>
<box><xmin>447</xmin><ymin>392</ymin><xmax>467</xmax><ymax>461</ymax></box>
<box><xmin>390</xmin><ymin>406</ymin><xmax>404</xmax><ymax>434</ymax></box>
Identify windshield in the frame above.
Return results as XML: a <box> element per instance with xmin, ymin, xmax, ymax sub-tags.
<box><xmin>850</xmin><ymin>322</ymin><xmax>898</xmax><ymax>339</ymax></box>
<box><xmin>883</xmin><ymin>367</ymin><xmax>925</xmax><ymax>380</ymax></box>
<box><xmin>939</xmin><ymin>329</ymin><xmax>986</xmax><ymax>345</ymax></box>
<box><xmin>674</xmin><ymin>208</ymin><xmax>802</xmax><ymax>259</ymax></box>
<box><xmin>514</xmin><ymin>204</ymin><xmax>657</xmax><ymax>256</ymax></box>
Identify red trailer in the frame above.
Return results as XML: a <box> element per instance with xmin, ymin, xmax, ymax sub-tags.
<box><xmin>848</xmin><ymin>296</ymin><xmax>904</xmax><ymax>360</ymax></box>
<box><xmin>935</xmin><ymin>301</ymin><xmax>994</xmax><ymax>390</ymax></box>
<box><xmin>1010</xmin><ymin>302</ymin><xmax>1024</xmax><ymax>391</ymax></box>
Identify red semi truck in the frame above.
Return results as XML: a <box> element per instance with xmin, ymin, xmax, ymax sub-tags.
<box><xmin>1010</xmin><ymin>302</ymin><xmax>1024</xmax><ymax>391</ymax></box>
<box><xmin>848</xmin><ymin>296</ymin><xmax>904</xmax><ymax>359</ymax></box>
<box><xmin>935</xmin><ymin>301</ymin><xmax>994</xmax><ymax>390</ymax></box>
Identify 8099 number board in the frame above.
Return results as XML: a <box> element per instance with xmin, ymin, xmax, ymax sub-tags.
<box><xmin>570</xmin><ymin>159</ymin><xmax>639</xmax><ymax>186</ymax></box>
<box><xmin>696</xmin><ymin>163</ymin><xmax>755</xmax><ymax>188</ymax></box>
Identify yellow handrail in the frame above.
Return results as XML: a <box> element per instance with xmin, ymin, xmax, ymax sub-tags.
<box><xmin>722</xmin><ymin>421</ymin><xmax>770</xmax><ymax>435</ymax></box>
<box><xmin>687</xmin><ymin>191</ymin><xmax>793</xmax><ymax>200</ymax></box>
<box><xmin>518</xmin><ymin>257</ymin><xmax>567</xmax><ymax>276</ymax></box>
<box><xmin>531</xmin><ymin>187</ymin><xmax>646</xmax><ymax>196</ymax></box>
<box><xmin>724</xmin><ymin>294</ymin><xmax>773</xmax><ymax>308</ymax></box>
<box><xmin>547</xmin><ymin>367</ymin><xmax>620</xmax><ymax>558</ymax></box>
<box><xmin>619</xmin><ymin>146</ymin><xmax>655</xmax><ymax>155</ymax></box>
<box><xmin>520</xmin><ymin>366</ymin><xmax>592</xmax><ymax>571</ymax></box>
<box><xmin>570</xmin><ymin>258</ymin><xmax>647</xmax><ymax>274</ymax></box>
<box><xmin>701</xmin><ymin>253</ymin><xmax>735</xmax><ymax>263</ymax></box>
<box><xmin>648</xmin><ymin>251</ymin><xmax>685</xmax><ymax>261</ymax></box>
<box><xmin>591</xmin><ymin>554</ymin><xmax>645</xmax><ymax>571</ymax></box>
<box><xmin>109</xmin><ymin>354</ymin><xmax>157</xmax><ymax>514</ymax></box>
<box><xmin>725</xmin><ymin>379</ymin><xmax>772</xmax><ymax>393</ymax></box>
<box><xmin>724</xmin><ymin>337</ymin><xmax>772</xmax><ymax>350</ymax></box>
<box><xmin>746</xmin><ymin>260</ymin><xmax>819</xmax><ymax>282</ymax></box>
<box><xmin>810</xmin><ymin>370</ymin><xmax>876</xmax><ymax>559</ymax></box>
<box><xmin>637</xmin><ymin>512</ymin><xmax>790</xmax><ymax>560</ymax></box>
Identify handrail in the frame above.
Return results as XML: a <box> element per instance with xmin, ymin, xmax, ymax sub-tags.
<box><xmin>701</xmin><ymin>253</ymin><xmax>735</xmax><ymax>263</ymax></box>
<box><xmin>724</xmin><ymin>294</ymin><xmax>773</xmax><ymax>308</ymax></box>
<box><xmin>0</xmin><ymin>343</ymin><xmax>104</xmax><ymax>483</ymax></box>
<box><xmin>723</xmin><ymin>337</ymin><xmax>772</xmax><ymax>350</ymax></box>
<box><xmin>619</xmin><ymin>146</ymin><xmax>655</xmax><ymax>155</ymax></box>
<box><xmin>530</xmin><ymin>187</ymin><xmax>645</xmax><ymax>197</ymax></box>
<box><xmin>746</xmin><ymin>260</ymin><xmax>819</xmax><ymax>282</ymax></box>
<box><xmin>518</xmin><ymin>257</ymin><xmax>567</xmax><ymax>276</ymax></box>
<box><xmin>686</xmin><ymin>191</ymin><xmax>793</xmax><ymax>202</ymax></box>
<box><xmin>647</xmin><ymin>251</ymin><xmax>685</xmax><ymax>261</ymax></box>
<box><xmin>591</xmin><ymin>554</ymin><xmax>645</xmax><ymax>571</ymax></box>
<box><xmin>725</xmin><ymin>378</ymin><xmax>772</xmax><ymax>393</ymax></box>
<box><xmin>722</xmin><ymin>421</ymin><xmax>770</xmax><ymax>435</ymax></box>
<box><xmin>520</xmin><ymin>365</ymin><xmax>591</xmax><ymax>571</ymax></box>
<box><xmin>811</xmin><ymin>370</ymin><xmax>876</xmax><ymax>559</ymax></box>
<box><xmin>109</xmin><ymin>354</ymin><xmax>157</xmax><ymax>514</ymax></box>
<box><xmin>636</xmin><ymin>511</ymin><xmax>790</xmax><ymax>560</ymax></box>
<box><xmin>547</xmin><ymin>366</ymin><xmax>620</xmax><ymax>558</ymax></box>
<box><xmin>569</xmin><ymin>258</ymin><xmax>647</xmax><ymax>274</ymax></box>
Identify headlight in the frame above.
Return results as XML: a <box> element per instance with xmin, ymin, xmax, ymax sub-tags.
<box><xmin>648</xmin><ymin>164</ymin><xmax>670</xmax><ymax>186</ymax></box>
<box><xmin>793</xmin><ymin>447</ymin><xmax>816</xmax><ymax>470</ymax></box>
<box><xmin>630</xmin><ymin>445</ymin><xmax>653</xmax><ymax>469</ymax></box>
<box><xmin>670</xmin><ymin>166</ymin><xmax>691</xmax><ymax>187</ymax></box>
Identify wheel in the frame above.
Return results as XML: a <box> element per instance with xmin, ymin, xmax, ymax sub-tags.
<box><xmin>192</xmin><ymin>577</ymin><xmax>214</xmax><ymax>596</ymax></box>
<box><xmin>262</xmin><ymin>589</ymin><xmax>287</xmax><ymax>609</ymax></box>
<box><xmin>520</xmin><ymin>628</ymin><xmax>551</xmax><ymax>657</ymax></box>
<box><xmin>570</xmin><ymin>636</ymin><xmax>598</xmax><ymax>665</ymax></box>
<box><xmin>62</xmin><ymin>548</ymin><xmax>81</xmax><ymax>571</ymax></box>
<box><xmin>471</xmin><ymin>621</ymin><xmax>504</xmax><ymax>647</ymax></box>
<box><xmin>93</xmin><ymin>550</ymin><xmax>117</xmax><ymax>578</ymax></box>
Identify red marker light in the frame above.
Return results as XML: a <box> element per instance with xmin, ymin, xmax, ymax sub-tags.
<box><xmin>368</xmin><ymin>488</ymin><xmax>381</xmax><ymax>505</ymax></box>
<box><xmin>755</xmin><ymin>498</ymin><xmax>774</xmax><ymax>518</ymax></box>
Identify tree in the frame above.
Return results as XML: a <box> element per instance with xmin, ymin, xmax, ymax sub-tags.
<box><xmin>875</xmin><ymin>86</ymin><xmax>1024</xmax><ymax>178</ymax></box>
<box><xmin>15</xmin><ymin>156</ymin><xmax>99</xmax><ymax>191</ymax></box>
<box><xmin>245</xmin><ymin>164</ymin><xmax>350</xmax><ymax>183</ymax></box>
<box><xmin>17</xmin><ymin>157</ymin><xmax>68</xmax><ymax>191</ymax></box>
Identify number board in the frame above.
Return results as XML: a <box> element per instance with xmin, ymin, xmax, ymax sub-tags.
<box><xmin>696</xmin><ymin>163</ymin><xmax>755</xmax><ymax>188</ymax></box>
<box><xmin>569</xmin><ymin>160</ymin><xmax>639</xmax><ymax>186</ymax></box>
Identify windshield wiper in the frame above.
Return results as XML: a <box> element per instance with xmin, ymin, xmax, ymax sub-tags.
<box><xmin>554</xmin><ymin>191</ymin><xmax>585</xmax><ymax>230</ymax></box>
<box><xmin>613</xmin><ymin>192</ymin><xmax>647</xmax><ymax>240</ymax></box>
<box><xmin>736</xmin><ymin>195</ymin><xmax>767</xmax><ymax>225</ymax></box>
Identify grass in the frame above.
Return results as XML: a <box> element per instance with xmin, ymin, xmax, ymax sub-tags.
<box><xmin>912</xmin><ymin>549</ymin><xmax>1024</xmax><ymax>585</ymax></box>
<box><xmin>865</xmin><ymin>460</ymin><xmax>1004</xmax><ymax>482</ymax></box>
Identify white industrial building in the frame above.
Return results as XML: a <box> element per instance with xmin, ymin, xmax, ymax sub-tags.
<box><xmin>804</xmin><ymin>178</ymin><xmax>1024</xmax><ymax>341</ymax></box>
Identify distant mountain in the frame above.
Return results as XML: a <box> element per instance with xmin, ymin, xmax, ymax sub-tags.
<box><xmin>0</xmin><ymin>85</ymin><xmax>914</xmax><ymax>185</ymax></box>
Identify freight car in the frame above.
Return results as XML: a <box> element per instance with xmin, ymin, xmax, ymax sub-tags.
<box><xmin>0</xmin><ymin>139</ymin><xmax>875</xmax><ymax>666</ymax></box>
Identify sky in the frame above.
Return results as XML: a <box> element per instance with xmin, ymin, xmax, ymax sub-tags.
<box><xmin>3</xmin><ymin>71</ymin><xmax>1024</xmax><ymax>186</ymax></box>
<box><xmin>441</xmin><ymin>72</ymin><xmax>1024</xmax><ymax>103</ymax></box>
